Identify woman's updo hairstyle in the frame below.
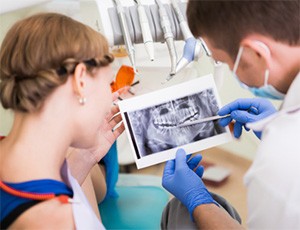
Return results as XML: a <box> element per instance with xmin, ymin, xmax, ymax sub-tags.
<box><xmin>0</xmin><ymin>12</ymin><xmax>114</xmax><ymax>113</ymax></box>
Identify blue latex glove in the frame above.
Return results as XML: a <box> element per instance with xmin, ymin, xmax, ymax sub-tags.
<box><xmin>162</xmin><ymin>149</ymin><xmax>217</xmax><ymax>218</ymax></box>
<box><xmin>218</xmin><ymin>98</ymin><xmax>277</xmax><ymax>139</ymax></box>
<box><xmin>186</xmin><ymin>154</ymin><xmax>205</xmax><ymax>178</ymax></box>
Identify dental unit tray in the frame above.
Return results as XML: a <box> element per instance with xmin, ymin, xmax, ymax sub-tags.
<box><xmin>97</xmin><ymin>0</ymin><xmax>188</xmax><ymax>46</ymax></box>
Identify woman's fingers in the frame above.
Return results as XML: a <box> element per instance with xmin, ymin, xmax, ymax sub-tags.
<box><xmin>104</xmin><ymin>105</ymin><xmax>120</xmax><ymax>122</ymax></box>
<box><xmin>112</xmin><ymin>122</ymin><xmax>125</xmax><ymax>138</ymax></box>
<box><xmin>112</xmin><ymin>91</ymin><xmax>120</xmax><ymax>101</ymax></box>
<box><xmin>108</xmin><ymin>113</ymin><xmax>123</xmax><ymax>129</ymax></box>
<box><xmin>111</xmin><ymin>105</ymin><xmax>120</xmax><ymax>115</ymax></box>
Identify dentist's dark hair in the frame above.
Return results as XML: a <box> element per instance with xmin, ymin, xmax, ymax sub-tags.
<box><xmin>187</xmin><ymin>0</ymin><xmax>300</xmax><ymax>58</ymax></box>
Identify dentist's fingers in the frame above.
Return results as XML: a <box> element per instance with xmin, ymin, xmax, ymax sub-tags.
<box><xmin>195</xmin><ymin>165</ymin><xmax>204</xmax><ymax>178</ymax></box>
<box><xmin>218</xmin><ymin>116</ymin><xmax>232</xmax><ymax>127</ymax></box>
<box><xmin>218</xmin><ymin>98</ymin><xmax>259</xmax><ymax>115</ymax></box>
<box><xmin>175</xmin><ymin>149</ymin><xmax>188</xmax><ymax>170</ymax></box>
<box><xmin>163</xmin><ymin>159</ymin><xmax>176</xmax><ymax>177</ymax></box>
<box><xmin>233</xmin><ymin>121</ymin><xmax>243</xmax><ymax>138</ymax></box>
<box><xmin>187</xmin><ymin>154</ymin><xmax>202</xmax><ymax>170</ymax></box>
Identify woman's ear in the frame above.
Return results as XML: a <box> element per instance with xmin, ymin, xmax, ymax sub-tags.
<box><xmin>72</xmin><ymin>63</ymin><xmax>87</xmax><ymax>97</ymax></box>
<box><xmin>241</xmin><ymin>38</ymin><xmax>271</xmax><ymax>68</ymax></box>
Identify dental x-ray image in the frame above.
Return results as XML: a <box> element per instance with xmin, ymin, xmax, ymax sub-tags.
<box><xmin>124</xmin><ymin>88</ymin><xmax>226</xmax><ymax>158</ymax></box>
<box><xmin>119</xmin><ymin>75</ymin><xmax>232</xmax><ymax>169</ymax></box>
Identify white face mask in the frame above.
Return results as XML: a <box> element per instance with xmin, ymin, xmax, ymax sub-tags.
<box><xmin>232</xmin><ymin>44</ymin><xmax>285</xmax><ymax>100</ymax></box>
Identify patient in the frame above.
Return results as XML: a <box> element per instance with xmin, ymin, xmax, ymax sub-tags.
<box><xmin>0</xmin><ymin>13</ymin><xmax>124</xmax><ymax>229</ymax></box>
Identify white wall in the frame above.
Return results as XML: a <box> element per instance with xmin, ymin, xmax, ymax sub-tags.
<box><xmin>0</xmin><ymin>10</ymin><xmax>20</xmax><ymax>136</ymax></box>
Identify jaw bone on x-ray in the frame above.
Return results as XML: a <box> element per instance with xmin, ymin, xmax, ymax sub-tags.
<box><xmin>126</xmin><ymin>88</ymin><xmax>226</xmax><ymax>158</ymax></box>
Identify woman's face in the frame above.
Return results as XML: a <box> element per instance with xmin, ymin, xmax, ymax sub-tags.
<box><xmin>75</xmin><ymin>64</ymin><xmax>114</xmax><ymax>148</ymax></box>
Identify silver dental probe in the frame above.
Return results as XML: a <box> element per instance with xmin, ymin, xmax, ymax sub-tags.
<box><xmin>135</xmin><ymin>0</ymin><xmax>154</xmax><ymax>61</ymax></box>
<box><xmin>171</xmin><ymin>0</ymin><xmax>193</xmax><ymax>40</ymax></box>
<box><xmin>178</xmin><ymin>114</ymin><xmax>231</xmax><ymax>128</ymax></box>
<box><xmin>113</xmin><ymin>0</ymin><xmax>137</xmax><ymax>73</ymax></box>
<box><xmin>171</xmin><ymin>0</ymin><xmax>204</xmax><ymax>76</ymax></box>
<box><xmin>156</xmin><ymin>0</ymin><xmax>177</xmax><ymax>79</ymax></box>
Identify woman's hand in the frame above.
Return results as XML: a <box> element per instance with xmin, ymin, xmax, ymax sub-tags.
<box><xmin>67</xmin><ymin>99</ymin><xmax>125</xmax><ymax>184</ymax></box>
<box><xmin>88</xmin><ymin>104</ymin><xmax>125</xmax><ymax>163</ymax></box>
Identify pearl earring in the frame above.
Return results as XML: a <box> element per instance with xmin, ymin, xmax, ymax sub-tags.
<box><xmin>78</xmin><ymin>97</ymin><xmax>87</xmax><ymax>105</ymax></box>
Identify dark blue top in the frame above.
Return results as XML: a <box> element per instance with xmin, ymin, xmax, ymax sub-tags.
<box><xmin>0</xmin><ymin>179</ymin><xmax>73</xmax><ymax>227</ymax></box>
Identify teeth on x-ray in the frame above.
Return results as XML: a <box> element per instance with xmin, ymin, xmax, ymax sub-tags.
<box><xmin>153</xmin><ymin>106</ymin><xmax>199</xmax><ymax>129</ymax></box>
<box><xmin>152</xmin><ymin>96</ymin><xmax>200</xmax><ymax>129</ymax></box>
<box><xmin>127</xmin><ymin>89</ymin><xmax>226</xmax><ymax>157</ymax></box>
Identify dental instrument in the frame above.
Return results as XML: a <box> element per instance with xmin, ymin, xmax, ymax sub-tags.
<box><xmin>135</xmin><ymin>0</ymin><xmax>154</xmax><ymax>61</ymax></box>
<box><xmin>175</xmin><ymin>37</ymin><xmax>202</xmax><ymax>74</ymax></box>
<box><xmin>198</xmin><ymin>37</ymin><xmax>212</xmax><ymax>57</ymax></box>
<box><xmin>171</xmin><ymin>0</ymin><xmax>192</xmax><ymax>41</ymax></box>
<box><xmin>113</xmin><ymin>0</ymin><xmax>137</xmax><ymax>73</ymax></box>
<box><xmin>155</xmin><ymin>0</ymin><xmax>177</xmax><ymax>79</ymax></box>
<box><xmin>177</xmin><ymin>114</ymin><xmax>231</xmax><ymax>128</ymax></box>
<box><xmin>171</xmin><ymin>0</ymin><xmax>203</xmax><ymax>75</ymax></box>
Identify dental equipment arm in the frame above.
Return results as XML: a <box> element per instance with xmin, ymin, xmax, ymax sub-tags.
<box><xmin>113</xmin><ymin>0</ymin><xmax>137</xmax><ymax>73</ymax></box>
<box><xmin>156</xmin><ymin>0</ymin><xmax>177</xmax><ymax>79</ymax></box>
<box><xmin>171</xmin><ymin>0</ymin><xmax>204</xmax><ymax>75</ymax></box>
<box><xmin>198</xmin><ymin>37</ymin><xmax>212</xmax><ymax>57</ymax></box>
<box><xmin>175</xmin><ymin>37</ymin><xmax>202</xmax><ymax>73</ymax></box>
<box><xmin>135</xmin><ymin>0</ymin><xmax>154</xmax><ymax>61</ymax></box>
<box><xmin>197</xmin><ymin>37</ymin><xmax>226</xmax><ymax>89</ymax></box>
<box><xmin>171</xmin><ymin>0</ymin><xmax>192</xmax><ymax>40</ymax></box>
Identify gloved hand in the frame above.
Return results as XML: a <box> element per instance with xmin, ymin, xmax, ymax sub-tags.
<box><xmin>186</xmin><ymin>154</ymin><xmax>205</xmax><ymax>178</ymax></box>
<box><xmin>162</xmin><ymin>149</ymin><xmax>217</xmax><ymax>218</ymax></box>
<box><xmin>218</xmin><ymin>98</ymin><xmax>277</xmax><ymax>139</ymax></box>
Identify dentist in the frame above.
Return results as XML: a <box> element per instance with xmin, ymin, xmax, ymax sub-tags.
<box><xmin>161</xmin><ymin>1</ymin><xmax>300</xmax><ymax>229</ymax></box>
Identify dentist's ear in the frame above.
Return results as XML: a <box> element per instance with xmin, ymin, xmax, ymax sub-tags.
<box><xmin>72</xmin><ymin>63</ymin><xmax>87</xmax><ymax>97</ymax></box>
<box><xmin>241</xmin><ymin>39</ymin><xmax>271</xmax><ymax>67</ymax></box>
